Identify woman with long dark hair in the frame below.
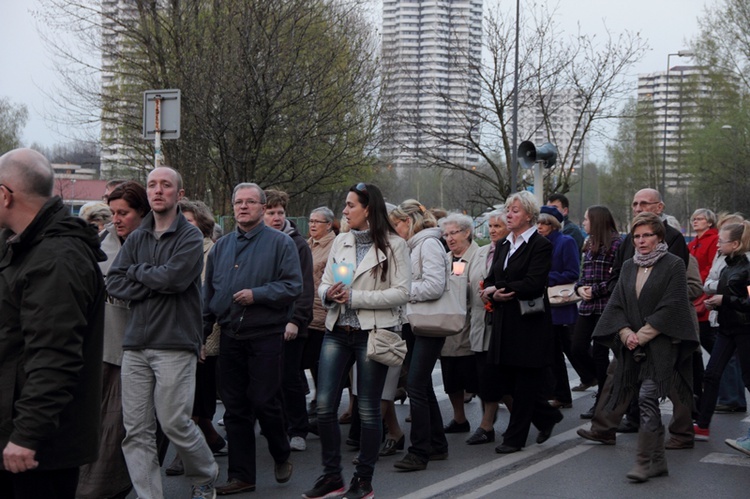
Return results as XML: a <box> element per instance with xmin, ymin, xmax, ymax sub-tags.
<box><xmin>303</xmin><ymin>183</ymin><xmax>410</xmax><ymax>499</ymax></box>
<box><xmin>572</xmin><ymin>206</ymin><xmax>622</xmax><ymax>419</ymax></box>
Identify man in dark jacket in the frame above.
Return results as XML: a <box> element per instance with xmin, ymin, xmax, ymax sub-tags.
<box><xmin>107</xmin><ymin>166</ymin><xmax>218</xmax><ymax>499</ymax></box>
<box><xmin>0</xmin><ymin>148</ymin><xmax>105</xmax><ymax>499</ymax></box>
<box><xmin>547</xmin><ymin>193</ymin><xmax>585</xmax><ymax>252</ymax></box>
<box><xmin>264</xmin><ymin>189</ymin><xmax>315</xmax><ymax>452</ymax></box>
<box><xmin>204</xmin><ymin>183</ymin><xmax>302</xmax><ymax>495</ymax></box>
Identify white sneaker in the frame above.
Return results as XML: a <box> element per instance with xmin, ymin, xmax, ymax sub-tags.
<box><xmin>290</xmin><ymin>436</ymin><xmax>307</xmax><ymax>451</ymax></box>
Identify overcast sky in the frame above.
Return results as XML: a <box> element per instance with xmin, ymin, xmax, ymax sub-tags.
<box><xmin>0</xmin><ymin>0</ymin><xmax>710</xmax><ymax>157</ymax></box>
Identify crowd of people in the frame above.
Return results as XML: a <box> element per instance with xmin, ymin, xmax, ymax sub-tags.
<box><xmin>1</xmin><ymin>147</ymin><xmax>749</xmax><ymax>499</ymax></box>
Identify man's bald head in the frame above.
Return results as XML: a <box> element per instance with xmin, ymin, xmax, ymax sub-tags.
<box><xmin>631</xmin><ymin>188</ymin><xmax>664</xmax><ymax>216</ymax></box>
<box><xmin>147</xmin><ymin>166</ymin><xmax>183</xmax><ymax>191</ymax></box>
<box><xmin>0</xmin><ymin>148</ymin><xmax>55</xmax><ymax>199</ymax></box>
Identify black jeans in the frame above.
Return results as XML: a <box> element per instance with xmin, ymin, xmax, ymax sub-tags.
<box><xmin>220</xmin><ymin>333</ymin><xmax>290</xmax><ymax>484</ymax></box>
<box><xmin>697</xmin><ymin>330</ymin><xmax>750</xmax><ymax>428</ymax></box>
<box><xmin>0</xmin><ymin>468</ymin><xmax>78</xmax><ymax>499</ymax></box>
<box><xmin>551</xmin><ymin>324</ymin><xmax>573</xmax><ymax>403</ymax></box>
<box><xmin>281</xmin><ymin>336</ymin><xmax>309</xmax><ymax>438</ymax></box>
<box><xmin>499</xmin><ymin>366</ymin><xmax>562</xmax><ymax>448</ymax></box>
<box><xmin>406</xmin><ymin>332</ymin><xmax>447</xmax><ymax>460</ymax></box>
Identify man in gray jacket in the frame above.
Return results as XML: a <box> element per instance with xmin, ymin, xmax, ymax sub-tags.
<box><xmin>107</xmin><ymin>167</ymin><xmax>218</xmax><ymax>499</ymax></box>
<box><xmin>204</xmin><ymin>183</ymin><xmax>302</xmax><ymax>495</ymax></box>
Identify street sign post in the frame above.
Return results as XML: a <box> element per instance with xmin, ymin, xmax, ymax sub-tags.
<box><xmin>143</xmin><ymin>89</ymin><xmax>181</xmax><ymax>168</ymax></box>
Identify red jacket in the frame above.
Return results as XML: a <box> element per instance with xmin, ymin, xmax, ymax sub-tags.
<box><xmin>688</xmin><ymin>227</ymin><xmax>719</xmax><ymax>282</ymax></box>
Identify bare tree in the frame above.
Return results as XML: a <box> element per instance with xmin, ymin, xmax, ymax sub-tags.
<box><xmin>383</xmin><ymin>3</ymin><xmax>647</xmax><ymax>205</ymax></box>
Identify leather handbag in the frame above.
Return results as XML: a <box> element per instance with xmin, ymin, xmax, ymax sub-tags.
<box><xmin>406</xmin><ymin>274</ymin><xmax>467</xmax><ymax>337</ymax></box>
<box><xmin>547</xmin><ymin>284</ymin><xmax>582</xmax><ymax>307</ymax></box>
<box><xmin>518</xmin><ymin>295</ymin><xmax>545</xmax><ymax>315</ymax></box>
<box><xmin>367</xmin><ymin>328</ymin><xmax>407</xmax><ymax>367</ymax></box>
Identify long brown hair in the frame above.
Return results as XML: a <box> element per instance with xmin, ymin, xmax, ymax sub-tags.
<box><xmin>585</xmin><ymin>205</ymin><xmax>618</xmax><ymax>257</ymax></box>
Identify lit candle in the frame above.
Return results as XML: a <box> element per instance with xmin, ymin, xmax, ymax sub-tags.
<box><xmin>333</xmin><ymin>262</ymin><xmax>355</xmax><ymax>286</ymax></box>
<box><xmin>452</xmin><ymin>261</ymin><xmax>466</xmax><ymax>276</ymax></box>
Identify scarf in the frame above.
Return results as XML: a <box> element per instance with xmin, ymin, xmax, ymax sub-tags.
<box><xmin>632</xmin><ymin>241</ymin><xmax>668</xmax><ymax>267</ymax></box>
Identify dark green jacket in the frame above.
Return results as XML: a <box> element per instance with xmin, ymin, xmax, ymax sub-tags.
<box><xmin>0</xmin><ymin>197</ymin><xmax>105</xmax><ymax>469</ymax></box>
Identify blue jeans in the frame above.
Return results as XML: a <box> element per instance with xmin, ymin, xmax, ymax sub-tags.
<box><xmin>406</xmin><ymin>333</ymin><xmax>447</xmax><ymax>461</ymax></box>
<box><xmin>316</xmin><ymin>327</ymin><xmax>389</xmax><ymax>479</ymax></box>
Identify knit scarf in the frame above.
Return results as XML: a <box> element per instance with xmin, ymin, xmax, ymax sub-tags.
<box><xmin>632</xmin><ymin>241</ymin><xmax>668</xmax><ymax>267</ymax></box>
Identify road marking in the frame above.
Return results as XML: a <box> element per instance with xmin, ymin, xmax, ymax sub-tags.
<box><xmin>701</xmin><ymin>452</ymin><xmax>750</xmax><ymax>467</ymax></box>
<box><xmin>400</xmin><ymin>424</ymin><xmax>592</xmax><ymax>499</ymax></box>
<box><xmin>458</xmin><ymin>445</ymin><xmax>594</xmax><ymax>498</ymax></box>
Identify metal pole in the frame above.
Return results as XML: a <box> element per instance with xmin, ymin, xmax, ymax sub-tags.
<box><xmin>534</xmin><ymin>162</ymin><xmax>543</xmax><ymax>207</ymax></box>
<box><xmin>579</xmin><ymin>141</ymin><xmax>584</xmax><ymax>223</ymax></box>
<box><xmin>510</xmin><ymin>0</ymin><xmax>520</xmax><ymax>194</ymax></box>
<box><xmin>154</xmin><ymin>95</ymin><xmax>164</xmax><ymax>168</ymax></box>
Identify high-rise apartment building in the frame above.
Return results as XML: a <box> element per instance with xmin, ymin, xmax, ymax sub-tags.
<box><xmin>637</xmin><ymin>65</ymin><xmax>712</xmax><ymax>189</ymax></box>
<box><xmin>100</xmin><ymin>0</ymin><xmax>143</xmax><ymax>177</ymax></box>
<box><xmin>517</xmin><ymin>88</ymin><xmax>585</xmax><ymax>171</ymax></box>
<box><xmin>380</xmin><ymin>0</ymin><xmax>483</xmax><ymax>169</ymax></box>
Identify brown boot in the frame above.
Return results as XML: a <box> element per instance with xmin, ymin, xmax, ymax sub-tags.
<box><xmin>648</xmin><ymin>427</ymin><xmax>668</xmax><ymax>478</ymax></box>
<box><xmin>626</xmin><ymin>430</ymin><xmax>658</xmax><ymax>482</ymax></box>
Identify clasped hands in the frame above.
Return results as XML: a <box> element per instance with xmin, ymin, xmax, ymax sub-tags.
<box><xmin>326</xmin><ymin>282</ymin><xmax>349</xmax><ymax>304</ymax></box>
<box><xmin>480</xmin><ymin>285</ymin><xmax>515</xmax><ymax>303</ymax></box>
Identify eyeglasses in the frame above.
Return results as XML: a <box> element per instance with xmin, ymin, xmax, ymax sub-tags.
<box><xmin>632</xmin><ymin>233</ymin><xmax>657</xmax><ymax>240</ymax></box>
<box><xmin>442</xmin><ymin>229</ymin><xmax>465</xmax><ymax>239</ymax></box>
<box><xmin>0</xmin><ymin>183</ymin><xmax>14</xmax><ymax>194</ymax></box>
<box><xmin>632</xmin><ymin>201</ymin><xmax>660</xmax><ymax>208</ymax></box>
<box><xmin>718</xmin><ymin>239</ymin><xmax>735</xmax><ymax>245</ymax></box>
<box><xmin>692</xmin><ymin>217</ymin><xmax>706</xmax><ymax>222</ymax></box>
<box><xmin>233</xmin><ymin>199</ymin><xmax>263</xmax><ymax>207</ymax></box>
<box><xmin>308</xmin><ymin>219</ymin><xmax>329</xmax><ymax>225</ymax></box>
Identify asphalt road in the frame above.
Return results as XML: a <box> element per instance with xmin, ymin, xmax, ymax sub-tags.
<box><xmin>147</xmin><ymin>359</ymin><xmax>750</xmax><ymax>499</ymax></box>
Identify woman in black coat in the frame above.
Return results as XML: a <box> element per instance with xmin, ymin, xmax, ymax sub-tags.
<box><xmin>481</xmin><ymin>191</ymin><xmax>563</xmax><ymax>453</ymax></box>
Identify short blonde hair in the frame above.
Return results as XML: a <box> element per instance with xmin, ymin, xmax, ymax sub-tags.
<box><xmin>79</xmin><ymin>202</ymin><xmax>112</xmax><ymax>226</ymax></box>
<box><xmin>505</xmin><ymin>191</ymin><xmax>540</xmax><ymax>225</ymax></box>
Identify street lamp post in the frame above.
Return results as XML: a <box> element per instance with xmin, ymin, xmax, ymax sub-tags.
<box><xmin>661</xmin><ymin>50</ymin><xmax>694</xmax><ymax>195</ymax></box>
<box><xmin>510</xmin><ymin>0</ymin><xmax>520</xmax><ymax>194</ymax></box>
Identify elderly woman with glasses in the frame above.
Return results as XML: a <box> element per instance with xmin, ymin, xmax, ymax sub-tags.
<box><xmin>480</xmin><ymin>191</ymin><xmax>562</xmax><ymax>454</ymax></box>
<box><xmin>464</xmin><ymin>210</ymin><xmax>514</xmax><ymax>445</ymax></box>
<box><xmin>592</xmin><ymin>212</ymin><xmax>698</xmax><ymax>482</ymax></box>
<box><xmin>304</xmin><ymin>206</ymin><xmax>338</xmax><ymax>414</ymax></box>
<box><xmin>437</xmin><ymin>213</ymin><xmax>481</xmax><ymax>437</ymax></box>
<box><xmin>304</xmin><ymin>183</ymin><xmax>410</xmax><ymax>499</ymax></box>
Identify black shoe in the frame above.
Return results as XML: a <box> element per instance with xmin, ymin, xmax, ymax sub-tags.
<box><xmin>428</xmin><ymin>448</ymin><xmax>449</xmax><ymax>461</ymax></box>
<box><xmin>209</xmin><ymin>435</ymin><xmax>229</xmax><ymax>456</ymax></box>
<box><xmin>342</xmin><ymin>474</ymin><xmax>374</xmax><ymax>499</ymax></box>
<box><xmin>580</xmin><ymin>404</ymin><xmax>595</xmax><ymax>420</ymax></box>
<box><xmin>302</xmin><ymin>473</ymin><xmax>346</xmax><ymax>499</ymax></box>
<box><xmin>572</xmin><ymin>380</ymin><xmax>597</xmax><ymax>392</ymax></box>
<box><xmin>715</xmin><ymin>404</ymin><xmax>747</xmax><ymax>413</ymax></box>
<box><xmin>165</xmin><ymin>455</ymin><xmax>184</xmax><ymax>476</ymax></box>
<box><xmin>495</xmin><ymin>444</ymin><xmax>521</xmax><ymax>454</ymax></box>
<box><xmin>536</xmin><ymin>410</ymin><xmax>564</xmax><ymax>445</ymax></box>
<box><xmin>379</xmin><ymin>435</ymin><xmax>405</xmax><ymax>456</ymax></box>
<box><xmin>345</xmin><ymin>437</ymin><xmax>360</xmax><ymax>449</ymax></box>
<box><xmin>443</xmin><ymin>419</ymin><xmax>470</xmax><ymax>434</ymax></box>
<box><xmin>616</xmin><ymin>419</ymin><xmax>639</xmax><ymax>433</ymax></box>
<box><xmin>393</xmin><ymin>452</ymin><xmax>428</xmax><ymax>472</ymax></box>
<box><xmin>466</xmin><ymin>427</ymin><xmax>495</xmax><ymax>445</ymax></box>
<box><xmin>274</xmin><ymin>460</ymin><xmax>293</xmax><ymax>483</ymax></box>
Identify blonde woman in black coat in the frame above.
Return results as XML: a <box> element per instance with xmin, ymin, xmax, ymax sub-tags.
<box><xmin>481</xmin><ymin>191</ymin><xmax>563</xmax><ymax>453</ymax></box>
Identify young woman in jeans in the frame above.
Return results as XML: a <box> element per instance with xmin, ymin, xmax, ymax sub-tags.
<box><xmin>303</xmin><ymin>183</ymin><xmax>410</xmax><ymax>499</ymax></box>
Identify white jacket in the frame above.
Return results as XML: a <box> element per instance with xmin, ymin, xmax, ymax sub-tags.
<box><xmin>407</xmin><ymin>227</ymin><xmax>449</xmax><ymax>303</ymax></box>
<box><xmin>320</xmin><ymin>231</ymin><xmax>411</xmax><ymax>331</ymax></box>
